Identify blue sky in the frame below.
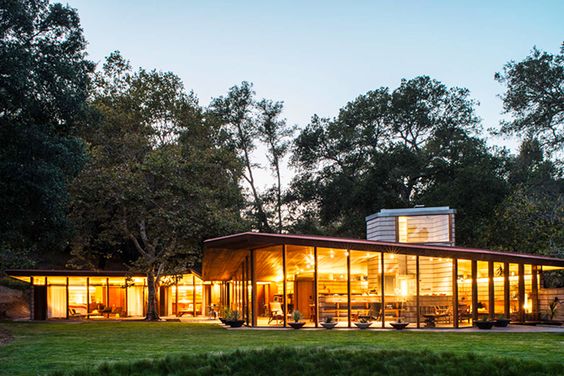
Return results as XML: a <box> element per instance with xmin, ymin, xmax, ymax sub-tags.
<box><xmin>66</xmin><ymin>0</ymin><xmax>563</xmax><ymax>187</ymax></box>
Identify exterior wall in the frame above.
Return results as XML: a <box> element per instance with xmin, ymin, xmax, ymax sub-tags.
<box><xmin>0</xmin><ymin>286</ymin><xmax>30</xmax><ymax>320</ymax></box>
<box><xmin>366</xmin><ymin>208</ymin><xmax>455</xmax><ymax>246</ymax></box>
<box><xmin>366</xmin><ymin>216</ymin><xmax>396</xmax><ymax>242</ymax></box>
<box><xmin>538</xmin><ymin>287</ymin><xmax>564</xmax><ymax>321</ymax></box>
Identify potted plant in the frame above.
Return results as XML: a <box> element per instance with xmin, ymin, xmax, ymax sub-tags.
<box><xmin>541</xmin><ymin>298</ymin><xmax>562</xmax><ymax>326</ymax></box>
<box><xmin>320</xmin><ymin>315</ymin><xmax>338</xmax><ymax>329</ymax></box>
<box><xmin>494</xmin><ymin>315</ymin><xmax>511</xmax><ymax>327</ymax></box>
<box><xmin>218</xmin><ymin>307</ymin><xmax>231</xmax><ymax>325</ymax></box>
<box><xmin>354</xmin><ymin>316</ymin><xmax>373</xmax><ymax>329</ymax></box>
<box><xmin>288</xmin><ymin>310</ymin><xmax>305</xmax><ymax>329</ymax></box>
<box><xmin>390</xmin><ymin>302</ymin><xmax>409</xmax><ymax>330</ymax></box>
<box><xmin>475</xmin><ymin>316</ymin><xmax>495</xmax><ymax>330</ymax></box>
<box><xmin>225</xmin><ymin>310</ymin><xmax>245</xmax><ymax>328</ymax></box>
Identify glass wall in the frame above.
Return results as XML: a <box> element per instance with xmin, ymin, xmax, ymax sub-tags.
<box><xmin>397</xmin><ymin>215</ymin><xmax>451</xmax><ymax>243</ymax></box>
<box><xmin>108</xmin><ymin>278</ymin><xmax>126</xmax><ymax>318</ymax></box>
<box><xmin>508</xmin><ymin>263</ymin><xmax>519</xmax><ymax>321</ymax></box>
<box><xmin>318</xmin><ymin>248</ymin><xmax>348</xmax><ymax>327</ymax></box>
<box><xmin>254</xmin><ymin>246</ymin><xmax>283</xmax><ymax>326</ymax></box>
<box><xmin>47</xmin><ymin>277</ymin><xmax>67</xmax><ymax>318</ymax></box>
<box><xmin>476</xmin><ymin>261</ymin><xmax>489</xmax><ymax>319</ymax></box>
<box><xmin>383</xmin><ymin>253</ymin><xmax>417</xmax><ymax>327</ymax></box>
<box><xmin>524</xmin><ymin>265</ymin><xmax>533</xmax><ymax>320</ymax></box>
<box><xmin>493</xmin><ymin>262</ymin><xmax>505</xmax><ymax>317</ymax></box>
<box><xmin>128</xmin><ymin>277</ymin><xmax>145</xmax><ymax>317</ymax></box>
<box><xmin>285</xmin><ymin>245</ymin><xmax>315</xmax><ymax>327</ymax></box>
<box><xmin>88</xmin><ymin>277</ymin><xmax>107</xmax><ymax>318</ymax></box>
<box><xmin>68</xmin><ymin>277</ymin><xmax>87</xmax><ymax>317</ymax></box>
<box><xmin>419</xmin><ymin>257</ymin><xmax>453</xmax><ymax>327</ymax></box>
<box><xmin>457</xmin><ymin>259</ymin><xmax>473</xmax><ymax>327</ymax></box>
<box><xmin>350</xmin><ymin>251</ymin><xmax>382</xmax><ymax>326</ymax></box>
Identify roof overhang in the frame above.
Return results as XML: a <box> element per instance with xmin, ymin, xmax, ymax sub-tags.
<box><xmin>203</xmin><ymin>232</ymin><xmax>564</xmax><ymax>280</ymax></box>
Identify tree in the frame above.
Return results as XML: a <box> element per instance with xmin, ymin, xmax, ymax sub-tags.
<box><xmin>495</xmin><ymin>44</ymin><xmax>564</xmax><ymax>152</ymax></box>
<box><xmin>210</xmin><ymin>82</ymin><xmax>293</xmax><ymax>233</ymax></box>
<box><xmin>256</xmin><ymin>99</ymin><xmax>293</xmax><ymax>233</ymax></box>
<box><xmin>290</xmin><ymin>76</ymin><xmax>507</xmax><ymax>245</ymax></box>
<box><xmin>486</xmin><ymin>139</ymin><xmax>563</xmax><ymax>257</ymax></box>
<box><xmin>70</xmin><ymin>54</ymin><xmax>246</xmax><ymax>320</ymax></box>
<box><xmin>0</xmin><ymin>0</ymin><xmax>93</xmax><ymax>271</ymax></box>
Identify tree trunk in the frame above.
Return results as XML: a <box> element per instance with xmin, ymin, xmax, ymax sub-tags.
<box><xmin>145</xmin><ymin>270</ymin><xmax>160</xmax><ymax>321</ymax></box>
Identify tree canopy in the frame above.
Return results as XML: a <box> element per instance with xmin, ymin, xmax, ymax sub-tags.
<box><xmin>69</xmin><ymin>53</ymin><xmax>246</xmax><ymax>318</ymax></box>
<box><xmin>0</xmin><ymin>0</ymin><xmax>93</xmax><ymax>270</ymax></box>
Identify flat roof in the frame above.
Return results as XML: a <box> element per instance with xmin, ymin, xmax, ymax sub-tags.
<box><xmin>203</xmin><ymin>232</ymin><xmax>564</xmax><ymax>280</ymax></box>
<box><xmin>5</xmin><ymin>269</ymin><xmax>201</xmax><ymax>279</ymax></box>
<box><xmin>365</xmin><ymin>206</ymin><xmax>456</xmax><ymax>221</ymax></box>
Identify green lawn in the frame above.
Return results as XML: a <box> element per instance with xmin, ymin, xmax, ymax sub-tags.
<box><xmin>0</xmin><ymin>322</ymin><xmax>562</xmax><ymax>375</ymax></box>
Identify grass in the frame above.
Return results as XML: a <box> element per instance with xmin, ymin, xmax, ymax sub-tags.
<box><xmin>0</xmin><ymin>322</ymin><xmax>562</xmax><ymax>375</ymax></box>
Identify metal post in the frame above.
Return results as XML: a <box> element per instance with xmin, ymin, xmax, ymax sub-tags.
<box><xmin>504</xmin><ymin>262</ymin><xmax>510</xmax><ymax>319</ymax></box>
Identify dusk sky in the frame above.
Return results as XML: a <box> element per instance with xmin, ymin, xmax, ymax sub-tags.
<box><xmin>66</xmin><ymin>0</ymin><xmax>564</xmax><ymax>187</ymax></box>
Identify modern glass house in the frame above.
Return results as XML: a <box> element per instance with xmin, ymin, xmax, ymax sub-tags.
<box><xmin>203</xmin><ymin>207</ymin><xmax>564</xmax><ymax>328</ymax></box>
<box><xmin>203</xmin><ymin>232</ymin><xmax>564</xmax><ymax>328</ymax></box>
<box><xmin>6</xmin><ymin>207</ymin><xmax>564</xmax><ymax>326</ymax></box>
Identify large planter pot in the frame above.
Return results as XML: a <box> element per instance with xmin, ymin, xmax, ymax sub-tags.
<box><xmin>225</xmin><ymin>319</ymin><xmax>245</xmax><ymax>328</ymax></box>
<box><xmin>219</xmin><ymin>317</ymin><xmax>227</xmax><ymax>324</ymax></box>
<box><xmin>320</xmin><ymin>322</ymin><xmax>338</xmax><ymax>329</ymax></box>
<box><xmin>354</xmin><ymin>322</ymin><xmax>373</xmax><ymax>330</ymax></box>
<box><xmin>288</xmin><ymin>321</ymin><xmax>306</xmax><ymax>329</ymax></box>
<box><xmin>390</xmin><ymin>322</ymin><xmax>409</xmax><ymax>330</ymax></box>
<box><xmin>494</xmin><ymin>318</ymin><xmax>511</xmax><ymax>327</ymax></box>
<box><xmin>476</xmin><ymin>321</ymin><xmax>495</xmax><ymax>330</ymax></box>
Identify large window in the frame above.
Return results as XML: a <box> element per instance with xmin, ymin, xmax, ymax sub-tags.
<box><xmin>68</xmin><ymin>277</ymin><xmax>87</xmax><ymax>317</ymax></box>
<box><xmin>128</xmin><ymin>277</ymin><xmax>145</xmax><ymax>317</ymax></box>
<box><xmin>419</xmin><ymin>257</ymin><xmax>454</xmax><ymax>327</ymax></box>
<box><xmin>285</xmin><ymin>245</ymin><xmax>314</xmax><ymax>327</ymax></box>
<box><xmin>254</xmin><ymin>246</ymin><xmax>283</xmax><ymax>327</ymax></box>
<box><xmin>383</xmin><ymin>253</ymin><xmax>417</xmax><ymax>327</ymax></box>
<box><xmin>476</xmin><ymin>261</ymin><xmax>489</xmax><ymax>319</ymax></box>
<box><xmin>350</xmin><ymin>251</ymin><xmax>382</xmax><ymax>326</ymax></box>
<box><xmin>397</xmin><ymin>215</ymin><xmax>450</xmax><ymax>243</ymax></box>
<box><xmin>493</xmin><ymin>262</ymin><xmax>505</xmax><ymax>317</ymax></box>
<box><xmin>88</xmin><ymin>277</ymin><xmax>107</xmax><ymax>318</ymax></box>
<box><xmin>509</xmin><ymin>263</ymin><xmax>519</xmax><ymax>320</ymax></box>
<box><xmin>108</xmin><ymin>278</ymin><xmax>126</xmax><ymax>318</ymax></box>
<box><xmin>524</xmin><ymin>265</ymin><xmax>533</xmax><ymax>320</ymax></box>
<box><xmin>457</xmin><ymin>259</ymin><xmax>472</xmax><ymax>327</ymax></box>
<box><xmin>318</xmin><ymin>248</ymin><xmax>348</xmax><ymax>327</ymax></box>
<box><xmin>47</xmin><ymin>277</ymin><xmax>67</xmax><ymax>318</ymax></box>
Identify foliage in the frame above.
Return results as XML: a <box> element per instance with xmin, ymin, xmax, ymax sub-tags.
<box><xmin>0</xmin><ymin>0</ymin><xmax>93</xmax><ymax>270</ymax></box>
<box><xmin>292</xmin><ymin>310</ymin><xmax>302</xmax><ymax>322</ymax></box>
<box><xmin>226</xmin><ymin>310</ymin><xmax>241</xmax><ymax>321</ymax></box>
<box><xmin>323</xmin><ymin>315</ymin><xmax>334</xmax><ymax>323</ymax></box>
<box><xmin>209</xmin><ymin>82</ymin><xmax>294</xmax><ymax>233</ymax></box>
<box><xmin>69</xmin><ymin>53</ymin><xmax>246</xmax><ymax>319</ymax></box>
<box><xmin>290</xmin><ymin>76</ymin><xmax>507</xmax><ymax>246</ymax></box>
<box><xmin>547</xmin><ymin>298</ymin><xmax>559</xmax><ymax>320</ymax></box>
<box><xmin>495</xmin><ymin>44</ymin><xmax>564</xmax><ymax>151</ymax></box>
<box><xmin>50</xmin><ymin>347</ymin><xmax>563</xmax><ymax>376</ymax></box>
